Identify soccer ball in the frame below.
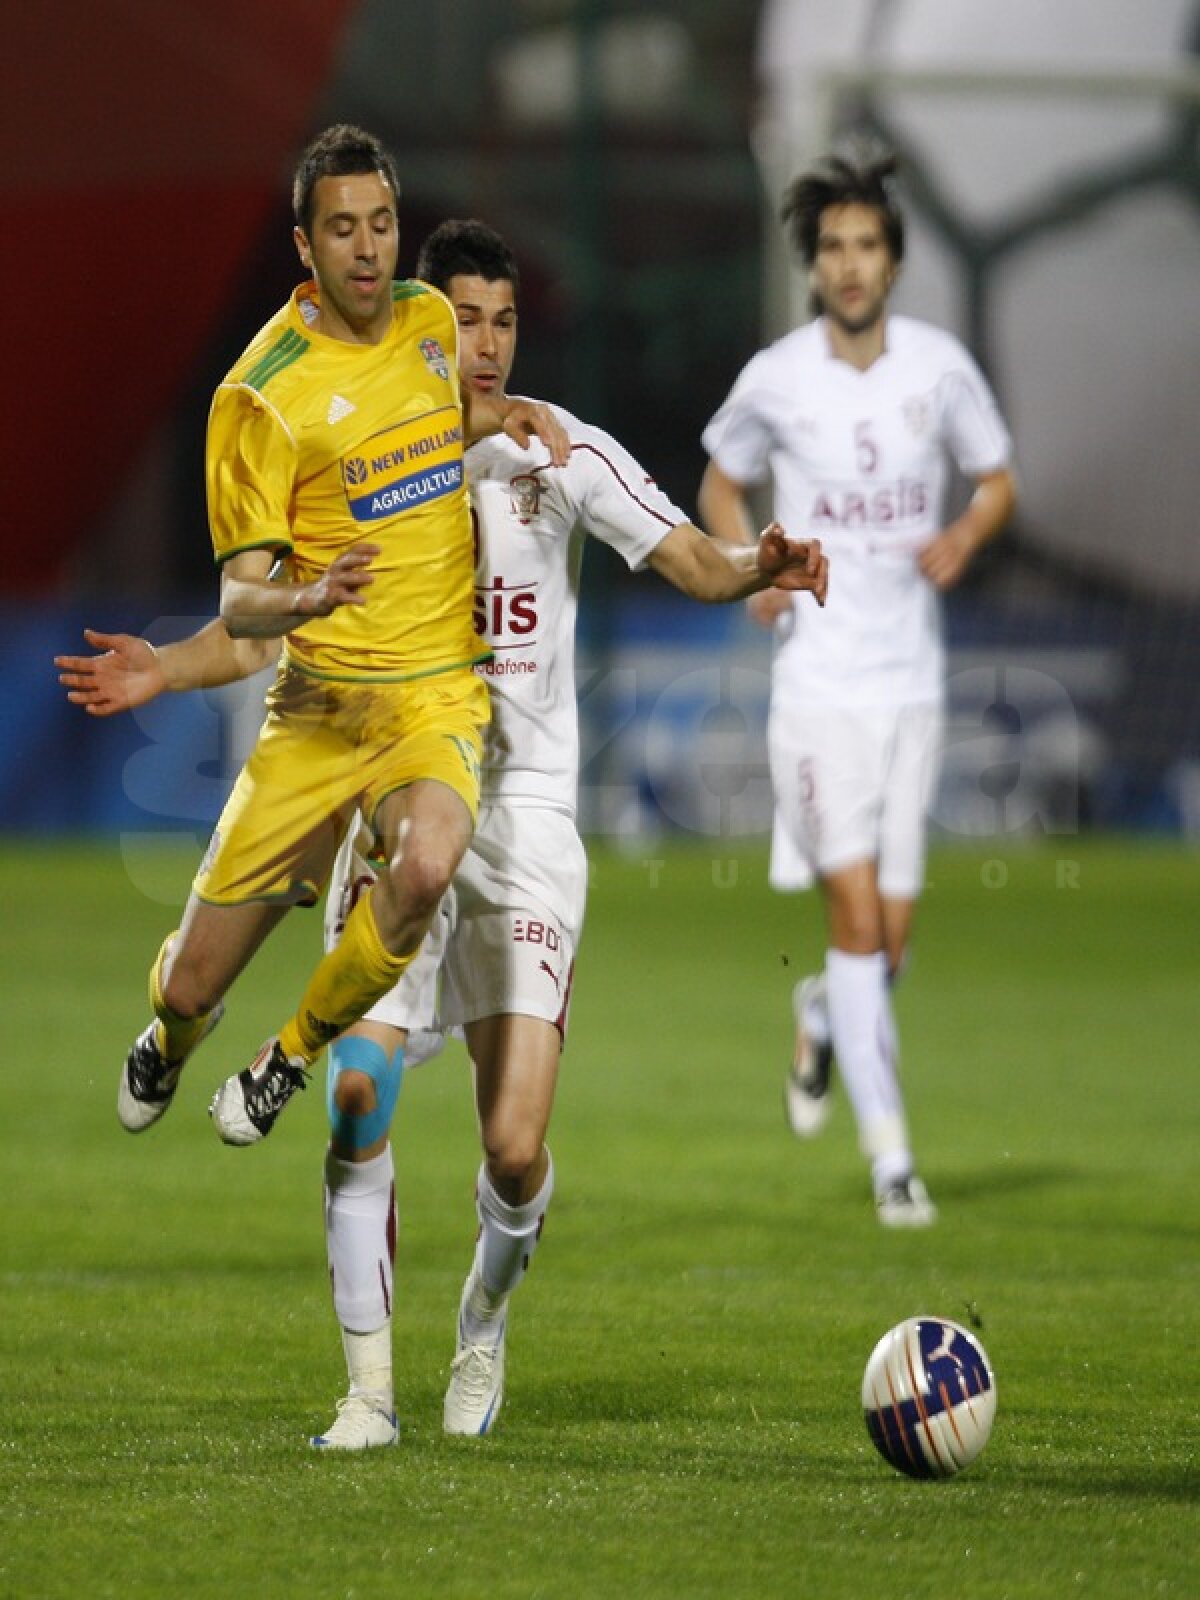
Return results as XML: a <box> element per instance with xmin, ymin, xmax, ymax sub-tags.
<box><xmin>862</xmin><ymin>1316</ymin><xmax>996</xmax><ymax>1478</ymax></box>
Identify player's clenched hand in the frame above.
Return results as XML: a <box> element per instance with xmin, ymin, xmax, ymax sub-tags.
<box><xmin>55</xmin><ymin>629</ymin><xmax>166</xmax><ymax>716</ymax></box>
<box><xmin>918</xmin><ymin>525</ymin><xmax>973</xmax><ymax>590</ymax></box>
<box><xmin>295</xmin><ymin>543</ymin><xmax>380</xmax><ymax>616</ymax></box>
<box><xmin>746</xmin><ymin>588</ymin><xmax>794</xmax><ymax>628</ymax></box>
<box><xmin>757</xmin><ymin>524</ymin><xmax>829</xmax><ymax>606</ymax></box>
<box><xmin>502</xmin><ymin>400</ymin><xmax>570</xmax><ymax>466</ymax></box>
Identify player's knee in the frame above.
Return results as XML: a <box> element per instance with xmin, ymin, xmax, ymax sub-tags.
<box><xmin>332</xmin><ymin>1068</ymin><xmax>377</xmax><ymax>1119</ymax></box>
<box><xmin>484</xmin><ymin>1129</ymin><xmax>545</xmax><ymax>1186</ymax></box>
<box><xmin>400</xmin><ymin>848</ymin><xmax>457</xmax><ymax>917</ymax></box>
<box><xmin>827</xmin><ymin>895</ymin><xmax>884</xmax><ymax>953</ymax></box>
<box><xmin>327</xmin><ymin>1036</ymin><xmax>404</xmax><ymax>1151</ymax></box>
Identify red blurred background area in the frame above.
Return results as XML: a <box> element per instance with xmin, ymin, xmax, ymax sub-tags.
<box><xmin>1</xmin><ymin>0</ymin><xmax>357</xmax><ymax>595</ymax></box>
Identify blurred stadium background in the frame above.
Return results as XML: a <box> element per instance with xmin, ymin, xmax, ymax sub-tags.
<box><xmin>4</xmin><ymin>0</ymin><xmax>1198</xmax><ymax>849</ymax></box>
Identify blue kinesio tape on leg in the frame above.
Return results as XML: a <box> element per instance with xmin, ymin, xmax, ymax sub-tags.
<box><xmin>326</xmin><ymin>1035</ymin><xmax>405</xmax><ymax>1150</ymax></box>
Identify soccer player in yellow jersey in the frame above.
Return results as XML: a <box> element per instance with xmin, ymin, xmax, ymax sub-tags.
<box><xmin>115</xmin><ymin>124</ymin><xmax>567</xmax><ymax>1145</ymax></box>
<box><xmin>59</xmin><ymin>218</ymin><xmax>829</xmax><ymax>1451</ymax></box>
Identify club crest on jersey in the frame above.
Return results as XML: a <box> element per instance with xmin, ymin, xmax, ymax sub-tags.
<box><xmin>508</xmin><ymin>473</ymin><xmax>541</xmax><ymax>525</ymax></box>
<box><xmin>903</xmin><ymin>396</ymin><xmax>932</xmax><ymax>436</ymax></box>
<box><xmin>419</xmin><ymin>337</ymin><xmax>450</xmax><ymax>381</ymax></box>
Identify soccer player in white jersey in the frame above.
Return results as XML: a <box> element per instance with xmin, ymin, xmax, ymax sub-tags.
<box><xmin>699</xmin><ymin>152</ymin><xmax>1017</xmax><ymax>1227</ymax></box>
<box><xmin>57</xmin><ymin>219</ymin><xmax>827</xmax><ymax>1449</ymax></box>
<box><xmin>312</xmin><ymin>220</ymin><xmax>823</xmax><ymax>1446</ymax></box>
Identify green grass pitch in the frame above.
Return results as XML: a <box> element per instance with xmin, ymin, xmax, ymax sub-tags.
<box><xmin>1</xmin><ymin>836</ymin><xmax>1196</xmax><ymax>1598</ymax></box>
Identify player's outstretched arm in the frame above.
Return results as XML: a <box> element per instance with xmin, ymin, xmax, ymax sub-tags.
<box><xmin>56</xmin><ymin>622</ymin><xmax>280</xmax><ymax>716</ymax></box>
<box><xmin>695</xmin><ymin>460</ymin><xmax>812</xmax><ymax>622</ymax></box>
<box><xmin>648</xmin><ymin>521</ymin><xmax>828</xmax><ymax>607</ymax></box>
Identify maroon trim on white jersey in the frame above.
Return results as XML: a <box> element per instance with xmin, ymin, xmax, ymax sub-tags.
<box><xmin>530</xmin><ymin>442</ymin><xmax>680</xmax><ymax>530</ymax></box>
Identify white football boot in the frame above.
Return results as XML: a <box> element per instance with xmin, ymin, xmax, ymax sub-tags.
<box><xmin>310</xmin><ymin>1392</ymin><xmax>398</xmax><ymax>1451</ymax></box>
<box><xmin>117</xmin><ymin>1004</ymin><xmax>225</xmax><ymax>1132</ymax></box>
<box><xmin>443</xmin><ymin>1319</ymin><xmax>506</xmax><ymax>1437</ymax></box>
<box><xmin>784</xmin><ymin>975</ymin><xmax>834</xmax><ymax>1137</ymax></box>
<box><xmin>209</xmin><ymin>1037</ymin><xmax>309</xmax><ymax>1145</ymax></box>
<box><xmin>876</xmin><ymin>1175</ymin><xmax>938</xmax><ymax>1229</ymax></box>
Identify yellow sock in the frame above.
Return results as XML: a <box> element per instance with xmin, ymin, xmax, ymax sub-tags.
<box><xmin>148</xmin><ymin>933</ymin><xmax>219</xmax><ymax>1064</ymax></box>
<box><xmin>279</xmin><ymin>891</ymin><xmax>414</xmax><ymax>1063</ymax></box>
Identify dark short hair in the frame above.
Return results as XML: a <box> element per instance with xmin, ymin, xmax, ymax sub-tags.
<box><xmin>291</xmin><ymin>124</ymin><xmax>400</xmax><ymax>235</ymax></box>
<box><xmin>781</xmin><ymin>151</ymin><xmax>905</xmax><ymax>267</ymax></box>
<box><xmin>415</xmin><ymin>219</ymin><xmax>520</xmax><ymax>296</ymax></box>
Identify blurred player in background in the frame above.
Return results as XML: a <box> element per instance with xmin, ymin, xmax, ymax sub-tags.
<box><xmin>58</xmin><ymin>219</ymin><xmax>827</xmax><ymax>1448</ymax></box>
<box><xmin>107</xmin><ymin>124</ymin><xmax>566</xmax><ymax>1157</ymax></box>
<box><xmin>699</xmin><ymin>151</ymin><xmax>1016</xmax><ymax>1227</ymax></box>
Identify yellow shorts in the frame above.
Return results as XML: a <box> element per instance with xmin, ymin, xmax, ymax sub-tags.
<box><xmin>193</xmin><ymin>665</ymin><xmax>488</xmax><ymax>907</ymax></box>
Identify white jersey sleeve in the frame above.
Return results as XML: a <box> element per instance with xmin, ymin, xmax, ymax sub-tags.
<box><xmin>936</xmin><ymin>343</ymin><xmax>1012</xmax><ymax>477</ymax></box>
<box><xmin>700</xmin><ymin>349</ymin><xmax>783</xmax><ymax>487</ymax></box>
<box><xmin>564</xmin><ymin>415</ymin><xmax>687</xmax><ymax>569</ymax></box>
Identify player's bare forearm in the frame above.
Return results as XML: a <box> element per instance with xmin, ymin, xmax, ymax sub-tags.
<box><xmin>220</xmin><ymin>589</ymin><xmax>310</xmax><ymax>639</ymax></box>
<box><xmin>919</xmin><ymin>467</ymin><xmax>1016</xmax><ymax>589</ymax></box>
<box><xmin>694</xmin><ymin>465</ymin><xmax>827</xmax><ymax>606</ymax></box>
<box><xmin>220</xmin><ymin>545</ymin><xmax>378</xmax><ymax>638</ymax></box>
<box><xmin>157</xmin><ymin>622</ymin><xmax>278</xmax><ymax>690</ymax></box>
<box><xmin>649</xmin><ymin>522</ymin><xmax>827</xmax><ymax>606</ymax></box>
<box><xmin>697</xmin><ymin>461</ymin><xmax>759</xmax><ymax>548</ymax></box>
<box><xmin>465</xmin><ymin>392</ymin><xmax>570</xmax><ymax>466</ymax></box>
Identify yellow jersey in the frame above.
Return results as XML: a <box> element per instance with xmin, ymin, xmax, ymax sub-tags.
<box><xmin>206</xmin><ymin>280</ymin><xmax>487</xmax><ymax>683</ymax></box>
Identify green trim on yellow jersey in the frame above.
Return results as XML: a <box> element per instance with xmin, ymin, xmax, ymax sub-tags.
<box><xmin>392</xmin><ymin>280</ymin><xmax>430</xmax><ymax>301</ymax></box>
<box><xmin>193</xmin><ymin>882</ymin><xmax>321</xmax><ymax>910</ymax></box>
<box><xmin>286</xmin><ymin>648</ymin><xmax>493</xmax><ymax>686</ymax></box>
<box><xmin>242</xmin><ymin>328</ymin><xmax>311</xmax><ymax>394</ymax></box>
<box><xmin>215</xmin><ymin>537</ymin><xmax>294</xmax><ymax>565</ymax></box>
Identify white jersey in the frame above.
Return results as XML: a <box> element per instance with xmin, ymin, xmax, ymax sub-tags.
<box><xmin>703</xmin><ymin>315</ymin><xmax>1012</xmax><ymax>707</ymax></box>
<box><xmin>324</xmin><ymin>402</ymin><xmax>685</xmax><ymax>1041</ymax></box>
<box><xmin>467</xmin><ymin>402</ymin><xmax>685</xmax><ymax>811</ymax></box>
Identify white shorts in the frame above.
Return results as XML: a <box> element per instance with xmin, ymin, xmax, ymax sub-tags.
<box><xmin>441</xmin><ymin>802</ymin><xmax>588</xmax><ymax>1032</ymax></box>
<box><xmin>767</xmin><ymin>701</ymin><xmax>942</xmax><ymax>900</ymax></box>
<box><xmin>324</xmin><ymin>802</ymin><xmax>587</xmax><ymax>1046</ymax></box>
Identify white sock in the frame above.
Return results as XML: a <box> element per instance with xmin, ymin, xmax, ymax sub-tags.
<box><xmin>324</xmin><ymin>1145</ymin><xmax>395</xmax><ymax>1403</ymax></box>
<box><xmin>823</xmin><ymin>948</ymin><xmax>913</xmax><ymax>1194</ymax></box>
<box><xmin>460</xmin><ymin>1155</ymin><xmax>554</xmax><ymax>1347</ymax></box>
<box><xmin>805</xmin><ymin>954</ymin><xmax>905</xmax><ymax>1047</ymax></box>
<box><xmin>341</xmin><ymin>1325</ymin><xmax>393</xmax><ymax>1410</ymax></box>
